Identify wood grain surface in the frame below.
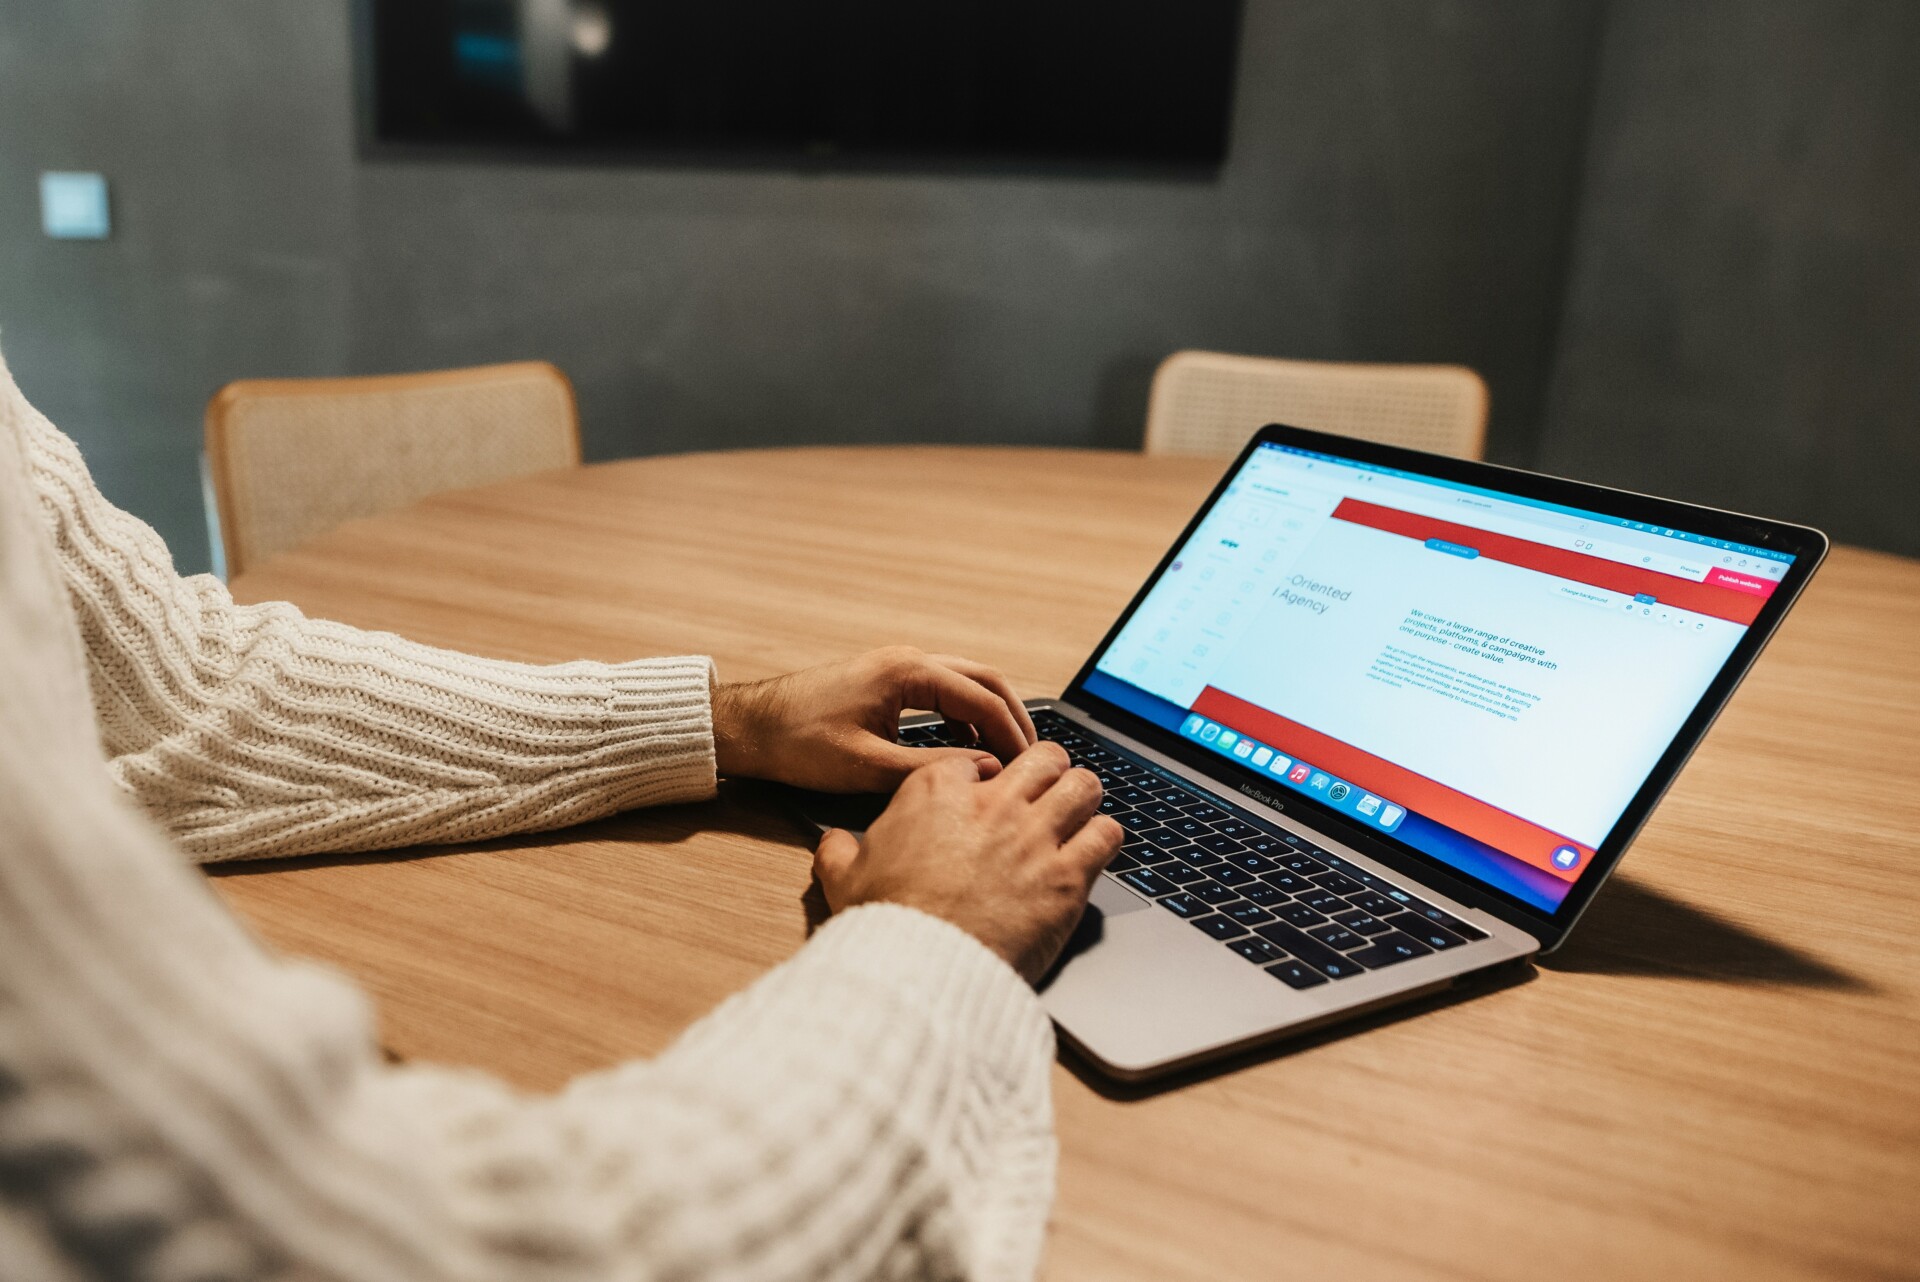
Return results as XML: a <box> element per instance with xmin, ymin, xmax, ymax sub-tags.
<box><xmin>214</xmin><ymin>446</ymin><xmax>1920</xmax><ymax>1281</ymax></box>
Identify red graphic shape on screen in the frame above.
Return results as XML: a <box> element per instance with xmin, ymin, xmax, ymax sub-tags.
<box><xmin>1330</xmin><ymin>497</ymin><xmax>1772</xmax><ymax>625</ymax></box>
<box><xmin>1193</xmin><ymin>687</ymin><xmax>1590</xmax><ymax>883</ymax></box>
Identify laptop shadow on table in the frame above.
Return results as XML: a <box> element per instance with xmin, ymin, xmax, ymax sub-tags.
<box><xmin>1063</xmin><ymin>874</ymin><xmax>1870</xmax><ymax>1103</ymax></box>
<box><xmin>1538</xmin><ymin>875</ymin><xmax>1867</xmax><ymax>991</ymax></box>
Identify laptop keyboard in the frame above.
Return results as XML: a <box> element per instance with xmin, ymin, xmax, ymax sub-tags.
<box><xmin>899</xmin><ymin>709</ymin><xmax>1488</xmax><ymax>989</ymax></box>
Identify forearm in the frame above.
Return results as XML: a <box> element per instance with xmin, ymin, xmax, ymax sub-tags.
<box><xmin>21</xmin><ymin>396</ymin><xmax>718</xmax><ymax>862</ymax></box>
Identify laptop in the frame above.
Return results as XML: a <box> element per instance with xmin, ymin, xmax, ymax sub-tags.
<box><xmin>794</xmin><ymin>424</ymin><xmax>1827</xmax><ymax>1080</ymax></box>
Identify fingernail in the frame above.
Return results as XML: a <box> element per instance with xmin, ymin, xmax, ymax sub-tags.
<box><xmin>973</xmin><ymin>754</ymin><xmax>1000</xmax><ymax>778</ymax></box>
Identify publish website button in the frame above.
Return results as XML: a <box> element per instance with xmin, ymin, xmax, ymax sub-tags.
<box><xmin>1551</xmin><ymin>845</ymin><xmax>1583</xmax><ymax>871</ymax></box>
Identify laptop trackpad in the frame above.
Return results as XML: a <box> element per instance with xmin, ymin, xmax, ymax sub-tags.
<box><xmin>1090</xmin><ymin>876</ymin><xmax>1151</xmax><ymax>918</ymax></box>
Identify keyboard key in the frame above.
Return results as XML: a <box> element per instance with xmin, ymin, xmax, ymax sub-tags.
<box><xmin>1228</xmin><ymin>937</ymin><xmax>1285</xmax><ymax>965</ymax></box>
<box><xmin>1183</xmin><ymin>804</ymin><xmax>1228</xmax><ymax>823</ymax></box>
<box><xmin>1349</xmin><ymin>891</ymin><xmax>1398</xmax><ymax>917</ymax></box>
<box><xmin>1161</xmin><ymin>843</ymin><xmax>1210</xmax><ymax>866</ymax></box>
<box><xmin>1332</xmin><ymin>909</ymin><xmax>1391</xmax><ymax>936</ymax></box>
<box><xmin>1225</xmin><ymin>852</ymin><xmax>1278</xmax><ymax>875</ymax></box>
<box><xmin>1113</xmin><ymin>786</ymin><xmax>1155</xmax><ymax>807</ymax></box>
<box><xmin>1169</xmin><ymin>817</ymin><xmax>1212</xmax><ymax>840</ymax></box>
<box><xmin>1197</xmin><ymin>833</ymin><xmax>1246</xmax><ymax>856</ymax></box>
<box><xmin>1105</xmin><ymin>760</ymin><xmax>1148</xmax><ymax>780</ymax></box>
<box><xmin>1383</xmin><ymin>913</ymin><xmax>1473</xmax><ymax>950</ymax></box>
<box><xmin>1115</xmin><ymin>811</ymin><xmax>1156</xmax><ymax>833</ymax></box>
<box><xmin>1344</xmin><ymin>932</ymin><xmax>1435</xmax><ymax>968</ymax></box>
<box><xmin>1131</xmin><ymin>843</ymin><xmax>1179</xmax><ymax>866</ymax></box>
<box><xmin>1266</xmin><ymin>960</ymin><xmax>1330</xmax><ymax>989</ymax></box>
<box><xmin>1309</xmin><ymin>871</ymin><xmax>1365</xmax><ymax>896</ymax></box>
<box><xmin>1098</xmin><ymin>795</ymin><xmax>1130</xmax><ymax>815</ymax></box>
<box><xmin>1155</xmin><ymin>786</ymin><xmax>1200</xmax><ymax>807</ymax></box>
<box><xmin>1246</xmin><ymin>835</ymin><xmax>1286</xmax><ymax>855</ymax></box>
<box><xmin>1381</xmin><ymin>885</ymin><xmax>1432</xmax><ymax>913</ymax></box>
<box><xmin>1275</xmin><ymin>903</ymin><xmax>1327</xmax><ymax>927</ymax></box>
<box><xmin>1158</xmin><ymin>892</ymin><xmax>1206</xmax><ymax>918</ymax></box>
<box><xmin>1140</xmin><ymin>801</ymin><xmax>1180</xmax><ymax>823</ymax></box>
<box><xmin>1242</xmin><ymin>883</ymin><xmax>1288</xmax><ymax>907</ymax></box>
<box><xmin>1298</xmin><ymin>890</ymin><xmax>1347</xmax><ymax>914</ymax></box>
<box><xmin>1080</xmin><ymin>747</ymin><xmax>1114</xmax><ymax>764</ymax></box>
<box><xmin>1224</xmin><ymin>901</ymin><xmax>1276</xmax><ymax>927</ymax></box>
<box><xmin>1407</xmin><ymin>904</ymin><xmax>1488</xmax><ymax>940</ymax></box>
<box><xmin>1261</xmin><ymin>870</ymin><xmax>1314</xmax><ymax>894</ymax></box>
<box><xmin>1119</xmin><ymin>868</ymin><xmax>1180</xmax><ymax>899</ymax></box>
<box><xmin>1192</xmin><ymin>914</ymin><xmax>1248</xmax><ymax>941</ymax></box>
<box><xmin>1253</xmin><ymin>922</ymin><xmax>1369</xmax><ymax>980</ymax></box>
<box><xmin>1190</xmin><ymin>880</ymin><xmax>1240</xmax><ymax>906</ymax></box>
<box><xmin>1209</xmin><ymin>863</ymin><xmax>1255</xmax><ymax>886</ymax></box>
<box><xmin>1212</xmin><ymin>820</ymin><xmax>1254</xmax><ymax>839</ymax></box>
<box><xmin>1161</xmin><ymin>860</ymin><xmax>1212</xmax><ymax>885</ymax></box>
<box><xmin>1279</xmin><ymin>852</ymin><xmax>1329</xmax><ymax>875</ymax></box>
<box><xmin>1140</xmin><ymin>827</ymin><xmax>1189</xmax><ymax>850</ymax></box>
<box><xmin>1106</xmin><ymin>850</ymin><xmax>1141</xmax><ymax>872</ymax></box>
<box><xmin>1306</xmin><ymin>924</ymin><xmax>1366</xmax><ymax>951</ymax></box>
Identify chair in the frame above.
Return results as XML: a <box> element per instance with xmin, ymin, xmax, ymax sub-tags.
<box><xmin>205</xmin><ymin>361</ymin><xmax>581</xmax><ymax>576</ymax></box>
<box><xmin>1142</xmin><ymin>350</ymin><xmax>1489</xmax><ymax>460</ymax></box>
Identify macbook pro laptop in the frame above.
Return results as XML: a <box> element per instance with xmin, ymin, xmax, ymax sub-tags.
<box><xmin>795</xmin><ymin>424</ymin><xmax>1827</xmax><ymax>1080</ymax></box>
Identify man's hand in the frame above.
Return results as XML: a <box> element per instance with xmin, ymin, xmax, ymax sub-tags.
<box><xmin>812</xmin><ymin>743</ymin><xmax>1123</xmax><ymax>983</ymax></box>
<box><xmin>713</xmin><ymin>646</ymin><xmax>1039</xmax><ymax>793</ymax></box>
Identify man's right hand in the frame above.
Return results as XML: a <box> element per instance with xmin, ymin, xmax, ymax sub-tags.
<box><xmin>812</xmin><ymin>741</ymin><xmax>1124</xmax><ymax>984</ymax></box>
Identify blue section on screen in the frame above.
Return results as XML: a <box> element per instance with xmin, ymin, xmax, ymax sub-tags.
<box><xmin>1079</xmin><ymin>669</ymin><xmax>1187</xmax><ymax>730</ymax></box>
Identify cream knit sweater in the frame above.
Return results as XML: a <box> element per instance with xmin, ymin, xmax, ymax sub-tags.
<box><xmin>0</xmin><ymin>348</ymin><xmax>1056</xmax><ymax>1282</ymax></box>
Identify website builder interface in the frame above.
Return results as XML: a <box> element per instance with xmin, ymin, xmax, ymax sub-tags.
<box><xmin>1088</xmin><ymin>443</ymin><xmax>1794</xmax><ymax>912</ymax></box>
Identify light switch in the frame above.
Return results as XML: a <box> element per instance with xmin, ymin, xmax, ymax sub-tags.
<box><xmin>40</xmin><ymin>172</ymin><xmax>111</xmax><ymax>240</ymax></box>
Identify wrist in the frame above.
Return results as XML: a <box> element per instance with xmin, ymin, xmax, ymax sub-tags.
<box><xmin>713</xmin><ymin>678</ymin><xmax>775</xmax><ymax>779</ymax></box>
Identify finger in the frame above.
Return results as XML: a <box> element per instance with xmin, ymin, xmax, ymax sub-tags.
<box><xmin>902</xmin><ymin>661</ymin><xmax>1029</xmax><ymax>761</ymax></box>
<box><xmin>858</xmin><ymin>738</ymin><xmax>1001</xmax><ymax>789</ymax></box>
<box><xmin>989</xmin><ymin>739</ymin><xmax>1072</xmax><ymax>801</ymax></box>
<box><xmin>1032</xmin><ymin>765</ymin><xmax>1105</xmax><ymax>841</ymax></box>
<box><xmin>810</xmin><ymin>825</ymin><xmax>864</xmax><ymax>905</ymax></box>
<box><xmin>928</xmin><ymin>654</ymin><xmax>1037</xmax><ymax>746</ymax></box>
<box><xmin>1060</xmin><ymin>813</ymin><xmax>1126</xmax><ymax>880</ymax></box>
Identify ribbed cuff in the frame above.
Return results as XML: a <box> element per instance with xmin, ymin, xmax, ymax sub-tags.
<box><xmin>597</xmin><ymin>655</ymin><xmax>719</xmax><ymax>808</ymax></box>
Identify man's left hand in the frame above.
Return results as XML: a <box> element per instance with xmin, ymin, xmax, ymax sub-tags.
<box><xmin>712</xmin><ymin>646</ymin><xmax>1039</xmax><ymax>792</ymax></box>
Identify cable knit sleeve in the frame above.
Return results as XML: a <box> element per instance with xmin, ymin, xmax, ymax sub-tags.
<box><xmin>0</xmin><ymin>349</ymin><xmax>1058</xmax><ymax>1281</ymax></box>
<box><xmin>13</xmin><ymin>391</ymin><xmax>717</xmax><ymax>864</ymax></box>
<box><xmin>365</xmin><ymin>905</ymin><xmax>1057</xmax><ymax>1281</ymax></box>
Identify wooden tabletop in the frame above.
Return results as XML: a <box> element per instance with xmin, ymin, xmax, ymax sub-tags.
<box><xmin>216</xmin><ymin>446</ymin><xmax>1920</xmax><ymax>1282</ymax></box>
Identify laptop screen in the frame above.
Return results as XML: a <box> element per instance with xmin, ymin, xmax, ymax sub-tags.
<box><xmin>1080</xmin><ymin>441</ymin><xmax>1797</xmax><ymax>913</ymax></box>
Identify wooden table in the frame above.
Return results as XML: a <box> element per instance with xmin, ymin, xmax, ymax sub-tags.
<box><xmin>216</xmin><ymin>446</ymin><xmax>1920</xmax><ymax>1281</ymax></box>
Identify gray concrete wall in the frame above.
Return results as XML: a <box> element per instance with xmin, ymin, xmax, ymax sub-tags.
<box><xmin>0</xmin><ymin>3</ymin><xmax>353</xmax><ymax>572</ymax></box>
<box><xmin>1538</xmin><ymin>1</ymin><xmax>1920</xmax><ymax>555</ymax></box>
<box><xmin>1</xmin><ymin>1</ymin><xmax>1601</xmax><ymax>575</ymax></box>
<box><xmin>12</xmin><ymin>3</ymin><xmax>1916</xmax><ymax>572</ymax></box>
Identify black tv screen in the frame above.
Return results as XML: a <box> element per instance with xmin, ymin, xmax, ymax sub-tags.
<box><xmin>360</xmin><ymin>1</ymin><xmax>1242</xmax><ymax>169</ymax></box>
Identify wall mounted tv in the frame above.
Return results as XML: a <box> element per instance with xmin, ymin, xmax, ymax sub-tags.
<box><xmin>359</xmin><ymin>1</ymin><xmax>1242</xmax><ymax>171</ymax></box>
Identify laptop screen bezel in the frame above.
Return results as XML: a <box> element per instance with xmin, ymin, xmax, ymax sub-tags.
<box><xmin>1061</xmin><ymin>423</ymin><xmax>1829</xmax><ymax>950</ymax></box>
